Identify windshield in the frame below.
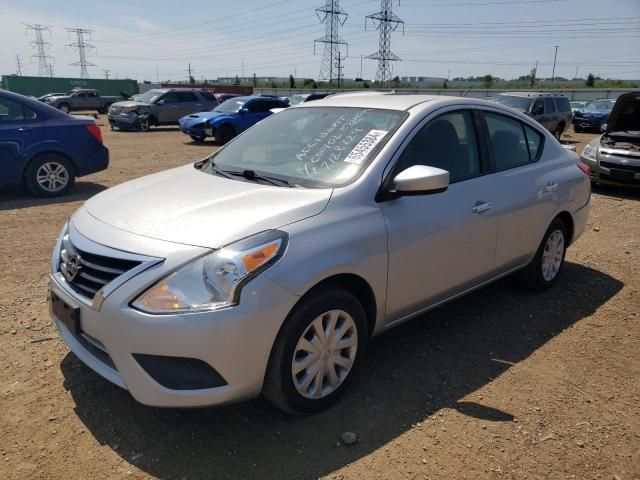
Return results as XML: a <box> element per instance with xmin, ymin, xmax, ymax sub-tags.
<box><xmin>585</xmin><ymin>100</ymin><xmax>614</xmax><ymax>112</ymax></box>
<box><xmin>213</xmin><ymin>98</ymin><xmax>246</xmax><ymax>113</ymax></box>
<box><xmin>135</xmin><ymin>90</ymin><xmax>165</xmax><ymax>104</ymax></box>
<box><xmin>207</xmin><ymin>107</ymin><xmax>406</xmax><ymax>188</ymax></box>
<box><xmin>492</xmin><ymin>95</ymin><xmax>533</xmax><ymax>112</ymax></box>
<box><xmin>289</xmin><ymin>95</ymin><xmax>308</xmax><ymax>106</ymax></box>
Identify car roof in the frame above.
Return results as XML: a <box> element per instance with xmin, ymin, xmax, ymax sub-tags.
<box><xmin>295</xmin><ymin>93</ymin><xmax>442</xmax><ymax>111</ymax></box>
<box><xmin>498</xmin><ymin>91</ymin><xmax>567</xmax><ymax>98</ymax></box>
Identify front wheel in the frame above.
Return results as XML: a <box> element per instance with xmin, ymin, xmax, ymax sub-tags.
<box><xmin>58</xmin><ymin>103</ymin><xmax>70</xmax><ymax>114</ymax></box>
<box><xmin>216</xmin><ymin>124</ymin><xmax>235</xmax><ymax>144</ymax></box>
<box><xmin>190</xmin><ymin>133</ymin><xmax>206</xmax><ymax>143</ymax></box>
<box><xmin>516</xmin><ymin>218</ymin><xmax>567</xmax><ymax>291</ymax></box>
<box><xmin>137</xmin><ymin>116</ymin><xmax>150</xmax><ymax>132</ymax></box>
<box><xmin>25</xmin><ymin>154</ymin><xmax>75</xmax><ymax>197</ymax></box>
<box><xmin>263</xmin><ymin>289</ymin><xmax>367</xmax><ymax>414</ymax></box>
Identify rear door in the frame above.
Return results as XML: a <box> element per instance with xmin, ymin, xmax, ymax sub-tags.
<box><xmin>544</xmin><ymin>97</ymin><xmax>558</xmax><ymax>132</ymax></box>
<box><xmin>177</xmin><ymin>91</ymin><xmax>201</xmax><ymax>117</ymax></box>
<box><xmin>479</xmin><ymin>109</ymin><xmax>558</xmax><ymax>270</ymax></box>
<box><xmin>0</xmin><ymin>97</ymin><xmax>43</xmax><ymax>185</ymax></box>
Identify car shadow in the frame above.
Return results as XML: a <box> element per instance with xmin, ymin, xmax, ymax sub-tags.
<box><xmin>60</xmin><ymin>262</ymin><xmax>623</xmax><ymax>479</ymax></box>
<box><xmin>591</xmin><ymin>182</ymin><xmax>640</xmax><ymax>201</ymax></box>
<box><xmin>0</xmin><ymin>182</ymin><xmax>107</xmax><ymax>211</ymax></box>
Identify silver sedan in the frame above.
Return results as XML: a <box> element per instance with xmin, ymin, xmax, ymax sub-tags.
<box><xmin>49</xmin><ymin>93</ymin><xmax>590</xmax><ymax>414</ymax></box>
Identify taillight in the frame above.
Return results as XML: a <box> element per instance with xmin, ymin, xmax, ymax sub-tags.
<box><xmin>85</xmin><ymin>124</ymin><xmax>103</xmax><ymax>144</ymax></box>
<box><xmin>577</xmin><ymin>161</ymin><xmax>590</xmax><ymax>176</ymax></box>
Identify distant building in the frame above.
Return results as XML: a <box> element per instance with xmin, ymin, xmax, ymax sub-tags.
<box><xmin>400</xmin><ymin>76</ymin><xmax>447</xmax><ymax>85</ymax></box>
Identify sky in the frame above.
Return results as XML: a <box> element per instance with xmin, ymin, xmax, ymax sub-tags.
<box><xmin>0</xmin><ymin>0</ymin><xmax>639</xmax><ymax>82</ymax></box>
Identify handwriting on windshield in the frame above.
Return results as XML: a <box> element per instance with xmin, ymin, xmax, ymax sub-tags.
<box><xmin>295</xmin><ymin>111</ymin><xmax>369</xmax><ymax>177</ymax></box>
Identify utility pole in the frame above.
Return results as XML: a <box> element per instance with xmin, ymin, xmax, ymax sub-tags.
<box><xmin>335</xmin><ymin>51</ymin><xmax>345</xmax><ymax>88</ymax></box>
<box><xmin>103</xmin><ymin>69</ymin><xmax>110</xmax><ymax>79</ymax></box>
<box><xmin>366</xmin><ymin>0</ymin><xmax>404</xmax><ymax>87</ymax></box>
<box><xmin>25</xmin><ymin>24</ymin><xmax>54</xmax><ymax>77</ymax></box>
<box><xmin>66</xmin><ymin>28</ymin><xmax>96</xmax><ymax>78</ymax></box>
<box><xmin>48</xmin><ymin>63</ymin><xmax>54</xmax><ymax>77</ymax></box>
<box><xmin>315</xmin><ymin>0</ymin><xmax>348</xmax><ymax>85</ymax></box>
<box><xmin>574</xmin><ymin>66</ymin><xmax>579</xmax><ymax>79</ymax></box>
<box><xmin>186</xmin><ymin>63</ymin><xmax>195</xmax><ymax>83</ymax></box>
<box><xmin>15</xmin><ymin>55</ymin><xmax>23</xmax><ymax>76</ymax></box>
<box><xmin>551</xmin><ymin>45</ymin><xmax>559</xmax><ymax>81</ymax></box>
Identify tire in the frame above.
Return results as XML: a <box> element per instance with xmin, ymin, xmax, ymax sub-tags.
<box><xmin>516</xmin><ymin>217</ymin><xmax>568</xmax><ymax>291</ymax></box>
<box><xmin>58</xmin><ymin>103</ymin><xmax>71</xmax><ymax>114</ymax></box>
<box><xmin>263</xmin><ymin>288</ymin><xmax>367</xmax><ymax>415</ymax></box>
<box><xmin>554</xmin><ymin>124</ymin><xmax>564</xmax><ymax>140</ymax></box>
<box><xmin>137</xmin><ymin>116</ymin><xmax>150</xmax><ymax>132</ymax></box>
<box><xmin>190</xmin><ymin>133</ymin><xmax>206</xmax><ymax>143</ymax></box>
<box><xmin>103</xmin><ymin>103</ymin><xmax>112</xmax><ymax>114</ymax></box>
<box><xmin>25</xmin><ymin>154</ymin><xmax>75</xmax><ymax>197</ymax></box>
<box><xmin>216</xmin><ymin>124</ymin><xmax>235</xmax><ymax>144</ymax></box>
<box><xmin>573</xmin><ymin>125</ymin><xmax>582</xmax><ymax>133</ymax></box>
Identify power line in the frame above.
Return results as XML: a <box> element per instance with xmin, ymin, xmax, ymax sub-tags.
<box><xmin>315</xmin><ymin>0</ymin><xmax>349</xmax><ymax>84</ymax></box>
<box><xmin>366</xmin><ymin>0</ymin><xmax>404</xmax><ymax>85</ymax></box>
<box><xmin>66</xmin><ymin>28</ymin><xmax>96</xmax><ymax>78</ymax></box>
<box><xmin>24</xmin><ymin>24</ymin><xmax>54</xmax><ymax>77</ymax></box>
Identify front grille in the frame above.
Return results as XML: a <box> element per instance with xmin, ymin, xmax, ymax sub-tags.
<box><xmin>59</xmin><ymin>234</ymin><xmax>141</xmax><ymax>299</ymax></box>
<box><xmin>600</xmin><ymin>161</ymin><xmax>640</xmax><ymax>173</ymax></box>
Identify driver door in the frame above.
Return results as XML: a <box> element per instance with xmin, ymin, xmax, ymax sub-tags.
<box><xmin>155</xmin><ymin>92</ymin><xmax>180</xmax><ymax>123</ymax></box>
<box><xmin>381</xmin><ymin>109</ymin><xmax>499</xmax><ymax>322</ymax></box>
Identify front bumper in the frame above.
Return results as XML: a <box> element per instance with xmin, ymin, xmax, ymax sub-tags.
<box><xmin>49</xmin><ymin>224</ymin><xmax>298</xmax><ymax>408</ymax></box>
<box><xmin>572</xmin><ymin>116</ymin><xmax>606</xmax><ymax>131</ymax></box>
<box><xmin>581</xmin><ymin>153</ymin><xmax>640</xmax><ymax>186</ymax></box>
<box><xmin>107</xmin><ymin>112</ymin><xmax>138</xmax><ymax>129</ymax></box>
<box><xmin>179</xmin><ymin>121</ymin><xmax>210</xmax><ymax>137</ymax></box>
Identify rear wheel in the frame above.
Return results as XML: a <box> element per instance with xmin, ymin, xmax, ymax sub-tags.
<box><xmin>216</xmin><ymin>124</ymin><xmax>235</xmax><ymax>144</ymax></box>
<box><xmin>554</xmin><ymin>123</ymin><xmax>564</xmax><ymax>140</ymax></box>
<box><xmin>25</xmin><ymin>154</ymin><xmax>75</xmax><ymax>197</ymax></box>
<box><xmin>516</xmin><ymin>217</ymin><xmax>567</xmax><ymax>290</ymax></box>
<box><xmin>58</xmin><ymin>103</ymin><xmax>70</xmax><ymax>114</ymax></box>
<box><xmin>263</xmin><ymin>288</ymin><xmax>367</xmax><ymax>414</ymax></box>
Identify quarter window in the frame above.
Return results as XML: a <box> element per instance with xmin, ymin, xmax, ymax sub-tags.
<box><xmin>484</xmin><ymin>112</ymin><xmax>532</xmax><ymax>169</ymax></box>
<box><xmin>396</xmin><ymin>110</ymin><xmax>481</xmax><ymax>182</ymax></box>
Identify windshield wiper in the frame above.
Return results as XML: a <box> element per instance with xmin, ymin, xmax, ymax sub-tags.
<box><xmin>208</xmin><ymin>162</ymin><xmax>234</xmax><ymax>179</ymax></box>
<box><xmin>224</xmin><ymin>169</ymin><xmax>295</xmax><ymax>188</ymax></box>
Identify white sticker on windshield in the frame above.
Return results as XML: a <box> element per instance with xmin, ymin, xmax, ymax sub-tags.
<box><xmin>344</xmin><ymin>129</ymin><xmax>388</xmax><ymax>164</ymax></box>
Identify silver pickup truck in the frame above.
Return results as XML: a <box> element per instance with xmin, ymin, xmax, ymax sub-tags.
<box><xmin>42</xmin><ymin>89</ymin><xmax>127</xmax><ymax>114</ymax></box>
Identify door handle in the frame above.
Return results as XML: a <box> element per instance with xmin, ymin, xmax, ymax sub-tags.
<box><xmin>544</xmin><ymin>182</ymin><xmax>559</xmax><ymax>193</ymax></box>
<box><xmin>17</xmin><ymin>127</ymin><xmax>31</xmax><ymax>133</ymax></box>
<box><xmin>472</xmin><ymin>202</ymin><xmax>492</xmax><ymax>214</ymax></box>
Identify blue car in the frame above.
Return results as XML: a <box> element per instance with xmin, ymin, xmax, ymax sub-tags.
<box><xmin>178</xmin><ymin>96</ymin><xmax>287</xmax><ymax>144</ymax></box>
<box><xmin>572</xmin><ymin>98</ymin><xmax>616</xmax><ymax>132</ymax></box>
<box><xmin>0</xmin><ymin>90</ymin><xmax>108</xmax><ymax>197</ymax></box>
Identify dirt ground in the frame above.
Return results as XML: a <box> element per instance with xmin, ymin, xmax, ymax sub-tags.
<box><xmin>1</xmin><ymin>117</ymin><xmax>638</xmax><ymax>480</ymax></box>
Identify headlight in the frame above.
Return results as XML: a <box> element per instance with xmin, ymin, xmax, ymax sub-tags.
<box><xmin>131</xmin><ymin>230</ymin><xmax>288</xmax><ymax>314</ymax></box>
<box><xmin>582</xmin><ymin>142</ymin><xmax>597</xmax><ymax>161</ymax></box>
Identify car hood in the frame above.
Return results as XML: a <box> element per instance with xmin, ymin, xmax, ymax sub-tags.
<box><xmin>81</xmin><ymin>164</ymin><xmax>332</xmax><ymax>249</ymax></box>
<box><xmin>577</xmin><ymin>108</ymin><xmax>610</xmax><ymax>117</ymax></box>
<box><xmin>605</xmin><ymin>92</ymin><xmax>640</xmax><ymax>135</ymax></box>
<box><xmin>179</xmin><ymin>111</ymin><xmax>234</xmax><ymax>127</ymax></box>
<box><xmin>111</xmin><ymin>100</ymin><xmax>150</xmax><ymax>108</ymax></box>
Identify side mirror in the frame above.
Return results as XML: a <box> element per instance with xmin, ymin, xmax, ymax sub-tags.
<box><xmin>601</xmin><ymin>123</ymin><xmax>608</xmax><ymax>132</ymax></box>
<box><xmin>156</xmin><ymin>99</ymin><xmax>166</xmax><ymax>105</ymax></box>
<box><xmin>532</xmin><ymin>106</ymin><xmax>544</xmax><ymax>115</ymax></box>
<box><xmin>392</xmin><ymin>165</ymin><xmax>449</xmax><ymax>195</ymax></box>
<box><xmin>239</xmin><ymin>107</ymin><xmax>249</xmax><ymax>114</ymax></box>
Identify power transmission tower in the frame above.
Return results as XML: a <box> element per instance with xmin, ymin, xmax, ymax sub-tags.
<box><xmin>366</xmin><ymin>0</ymin><xmax>404</xmax><ymax>86</ymax></box>
<box><xmin>66</xmin><ymin>28</ymin><xmax>96</xmax><ymax>78</ymax></box>
<box><xmin>15</xmin><ymin>55</ymin><xmax>23</xmax><ymax>76</ymax></box>
<box><xmin>186</xmin><ymin>63</ymin><xmax>195</xmax><ymax>83</ymax></box>
<box><xmin>103</xmin><ymin>69</ymin><xmax>110</xmax><ymax>79</ymax></box>
<box><xmin>25</xmin><ymin>24</ymin><xmax>54</xmax><ymax>77</ymax></box>
<box><xmin>314</xmin><ymin>0</ymin><xmax>348</xmax><ymax>85</ymax></box>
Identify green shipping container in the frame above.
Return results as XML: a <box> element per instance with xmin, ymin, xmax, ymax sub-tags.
<box><xmin>1</xmin><ymin>75</ymin><xmax>139</xmax><ymax>97</ymax></box>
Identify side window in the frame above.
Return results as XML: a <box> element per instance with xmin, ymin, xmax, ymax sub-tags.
<box><xmin>177</xmin><ymin>91</ymin><xmax>198</xmax><ymax>102</ymax></box>
<box><xmin>396</xmin><ymin>110</ymin><xmax>481</xmax><ymax>183</ymax></box>
<box><xmin>200</xmin><ymin>91</ymin><xmax>215</xmax><ymax>102</ymax></box>
<box><xmin>532</xmin><ymin>99</ymin><xmax>544</xmax><ymax>115</ymax></box>
<box><xmin>0</xmin><ymin>98</ymin><xmax>28</xmax><ymax>121</ymax></box>
<box><xmin>160</xmin><ymin>92</ymin><xmax>179</xmax><ymax>104</ymax></box>
<box><xmin>87</xmin><ymin>91</ymin><xmax>98</xmax><ymax>98</ymax></box>
<box><xmin>544</xmin><ymin>98</ymin><xmax>555</xmax><ymax>113</ymax></box>
<box><xmin>555</xmin><ymin>97</ymin><xmax>571</xmax><ymax>113</ymax></box>
<box><xmin>484</xmin><ymin>112</ymin><xmax>531</xmax><ymax>170</ymax></box>
<box><xmin>247</xmin><ymin>101</ymin><xmax>268</xmax><ymax>113</ymax></box>
<box><xmin>523</xmin><ymin>124</ymin><xmax>543</xmax><ymax>160</ymax></box>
